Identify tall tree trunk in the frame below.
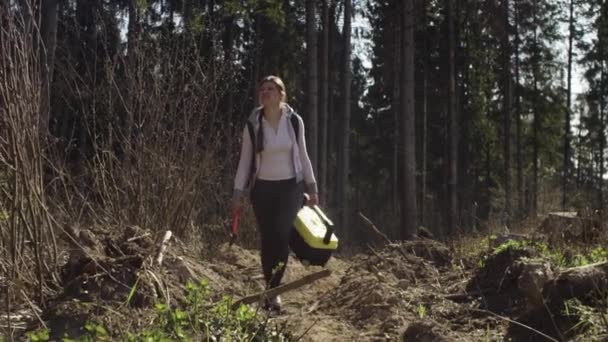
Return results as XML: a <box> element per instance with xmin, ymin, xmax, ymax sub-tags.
<box><xmin>600</xmin><ymin>61</ymin><xmax>605</xmax><ymax>209</ymax></box>
<box><xmin>563</xmin><ymin>0</ymin><xmax>574</xmax><ymax>210</ymax></box>
<box><xmin>515</xmin><ymin>1</ymin><xmax>524</xmax><ymax>219</ymax></box>
<box><xmin>204</xmin><ymin>0</ymin><xmax>215</xmax><ymax>59</ymax></box>
<box><xmin>485</xmin><ymin>144</ymin><xmax>492</xmax><ymax>222</ymax></box>
<box><xmin>223</xmin><ymin>14</ymin><xmax>236</xmax><ymax>190</ymax></box>
<box><xmin>392</xmin><ymin>4</ymin><xmax>402</xmax><ymax>219</ymax></box>
<box><xmin>183</xmin><ymin>0</ymin><xmax>193</xmax><ymax>30</ymax></box>
<box><xmin>327</xmin><ymin>2</ymin><xmax>338</xmax><ymax>208</ymax></box>
<box><xmin>252</xmin><ymin>14</ymin><xmax>261</xmax><ymax>105</ymax></box>
<box><xmin>597</xmin><ymin>1</ymin><xmax>607</xmax><ymax>213</ymax></box>
<box><xmin>39</xmin><ymin>0</ymin><xmax>58</xmax><ymax>136</ymax></box>
<box><xmin>578</xmin><ymin>128</ymin><xmax>584</xmax><ymax>189</ymax></box>
<box><xmin>401</xmin><ymin>0</ymin><xmax>417</xmax><ymax>239</ymax></box>
<box><xmin>446</xmin><ymin>0</ymin><xmax>458</xmax><ymax>235</ymax></box>
<box><xmin>127</xmin><ymin>0</ymin><xmax>141</xmax><ymax>67</ymax></box>
<box><xmin>306</xmin><ymin>0</ymin><xmax>319</xmax><ymax>175</ymax></box>
<box><xmin>18</xmin><ymin>0</ymin><xmax>34</xmax><ymax>35</ymax></box>
<box><xmin>319</xmin><ymin>0</ymin><xmax>329</xmax><ymax>205</ymax></box>
<box><xmin>458</xmin><ymin>2</ymin><xmax>472</xmax><ymax>232</ymax></box>
<box><xmin>337</xmin><ymin>0</ymin><xmax>352</xmax><ymax>238</ymax></box>
<box><xmin>421</xmin><ymin>0</ymin><xmax>429</xmax><ymax>228</ymax></box>
<box><xmin>223</xmin><ymin>15</ymin><xmax>235</xmax><ymax>127</ymax></box>
<box><xmin>532</xmin><ymin>2</ymin><xmax>539</xmax><ymax>216</ymax></box>
<box><xmin>16</xmin><ymin>0</ymin><xmax>56</xmax><ymax>136</ymax></box>
<box><xmin>501</xmin><ymin>0</ymin><xmax>512</xmax><ymax>225</ymax></box>
<box><xmin>355</xmin><ymin>132</ymin><xmax>361</xmax><ymax>211</ymax></box>
<box><xmin>74</xmin><ymin>0</ymin><xmax>97</xmax><ymax>181</ymax></box>
<box><xmin>126</xmin><ymin>0</ymin><xmax>141</xmax><ymax>154</ymax></box>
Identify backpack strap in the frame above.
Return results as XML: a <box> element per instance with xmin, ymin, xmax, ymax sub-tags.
<box><xmin>290</xmin><ymin>114</ymin><xmax>299</xmax><ymax>142</ymax></box>
<box><xmin>246</xmin><ymin>120</ymin><xmax>256</xmax><ymax>179</ymax></box>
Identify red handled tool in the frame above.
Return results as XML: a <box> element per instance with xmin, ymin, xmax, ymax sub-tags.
<box><xmin>228</xmin><ymin>208</ymin><xmax>241</xmax><ymax>246</ymax></box>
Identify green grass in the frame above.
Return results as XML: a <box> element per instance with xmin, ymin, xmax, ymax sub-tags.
<box><xmin>562</xmin><ymin>298</ymin><xmax>608</xmax><ymax>338</ymax></box>
<box><xmin>26</xmin><ymin>279</ymin><xmax>291</xmax><ymax>342</ymax></box>
<box><xmin>487</xmin><ymin>238</ymin><xmax>608</xmax><ymax>269</ymax></box>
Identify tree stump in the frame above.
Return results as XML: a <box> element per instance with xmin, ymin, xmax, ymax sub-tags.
<box><xmin>516</xmin><ymin>260</ymin><xmax>554</xmax><ymax>310</ymax></box>
<box><xmin>544</xmin><ymin>261</ymin><xmax>608</xmax><ymax>306</ymax></box>
<box><xmin>538</xmin><ymin>212</ymin><xmax>599</xmax><ymax>243</ymax></box>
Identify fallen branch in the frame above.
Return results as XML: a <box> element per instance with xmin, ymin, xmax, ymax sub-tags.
<box><xmin>294</xmin><ymin>318</ymin><xmax>320</xmax><ymax>342</ymax></box>
<box><xmin>127</xmin><ymin>232</ymin><xmax>151</xmax><ymax>242</ymax></box>
<box><xmin>444</xmin><ymin>288</ymin><xmax>493</xmax><ymax>301</ymax></box>
<box><xmin>4</xmin><ymin>280</ymin><xmax>10</xmax><ymax>337</ymax></box>
<box><xmin>155</xmin><ymin>230</ymin><xmax>173</xmax><ymax>267</ymax></box>
<box><xmin>358</xmin><ymin>212</ymin><xmax>392</xmax><ymax>245</ymax></box>
<box><xmin>232</xmin><ymin>269</ymin><xmax>331</xmax><ymax>309</ymax></box>
<box><xmin>469</xmin><ymin>308</ymin><xmax>559</xmax><ymax>342</ymax></box>
<box><xmin>147</xmin><ymin>269</ymin><xmax>169</xmax><ymax>304</ymax></box>
<box><xmin>20</xmin><ymin>289</ymin><xmax>46</xmax><ymax>329</ymax></box>
<box><xmin>366</xmin><ymin>243</ymin><xmax>385</xmax><ymax>260</ymax></box>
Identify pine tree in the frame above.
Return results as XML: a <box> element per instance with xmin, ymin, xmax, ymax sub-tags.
<box><xmin>402</xmin><ymin>0</ymin><xmax>418</xmax><ymax>239</ymax></box>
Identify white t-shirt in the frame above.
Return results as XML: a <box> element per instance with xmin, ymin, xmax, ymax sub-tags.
<box><xmin>257</xmin><ymin>114</ymin><xmax>296</xmax><ymax>180</ymax></box>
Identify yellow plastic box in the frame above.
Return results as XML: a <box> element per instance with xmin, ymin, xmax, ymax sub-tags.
<box><xmin>290</xmin><ymin>205</ymin><xmax>338</xmax><ymax>266</ymax></box>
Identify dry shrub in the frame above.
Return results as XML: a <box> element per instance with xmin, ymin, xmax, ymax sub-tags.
<box><xmin>0</xmin><ymin>0</ymin><xmax>242</xmax><ymax>326</ymax></box>
<box><xmin>0</xmin><ymin>2</ymin><xmax>60</xmax><ymax>313</ymax></box>
<box><xmin>48</xmin><ymin>32</ymin><xmax>237</xmax><ymax>239</ymax></box>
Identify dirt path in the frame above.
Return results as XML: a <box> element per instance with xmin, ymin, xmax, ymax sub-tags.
<box><xmin>9</xmin><ymin>227</ymin><xmax>606</xmax><ymax>341</ymax></box>
<box><xmin>270</xmin><ymin>258</ymin><xmax>360</xmax><ymax>341</ymax></box>
<box><xmin>209</xmin><ymin>243</ymin><xmax>362</xmax><ymax>341</ymax></box>
<box><xmin>213</xmin><ymin>240</ymin><xmax>501</xmax><ymax>341</ymax></box>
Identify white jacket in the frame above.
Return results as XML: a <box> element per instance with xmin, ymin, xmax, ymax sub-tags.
<box><xmin>233</xmin><ymin>104</ymin><xmax>318</xmax><ymax>200</ymax></box>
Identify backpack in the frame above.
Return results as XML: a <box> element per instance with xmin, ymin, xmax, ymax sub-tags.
<box><xmin>245</xmin><ymin>113</ymin><xmax>300</xmax><ymax>179</ymax></box>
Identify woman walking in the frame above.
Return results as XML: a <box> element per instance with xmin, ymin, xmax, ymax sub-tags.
<box><xmin>232</xmin><ymin>75</ymin><xmax>318</xmax><ymax>312</ymax></box>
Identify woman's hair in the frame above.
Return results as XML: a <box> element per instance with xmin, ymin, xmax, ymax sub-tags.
<box><xmin>258</xmin><ymin>75</ymin><xmax>287</xmax><ymax>103</ymax></box>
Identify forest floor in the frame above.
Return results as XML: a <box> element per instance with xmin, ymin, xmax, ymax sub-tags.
<box><xmin>4</xmin><ymin>218</ymin><xmax>608</xmax><ymax>341</ymax></box>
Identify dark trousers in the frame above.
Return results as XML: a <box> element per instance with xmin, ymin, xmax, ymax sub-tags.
<box><xmin>250</xmin><ymin>178</ymin><xmax>303</xmax><ymax>288</ymax></box>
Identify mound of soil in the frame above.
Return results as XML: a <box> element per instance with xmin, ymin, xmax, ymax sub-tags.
<box><xmin>393</xmin><ymin>239</ymin><xmax>452</xmax><ymax>267</ymax></box>
<box><xmin>506</xmin><ymin>261</ymin><xmax>608</xmax><ymax>341</ymax></box>
<box><xmin>466</xmin><ymin>244</ymin><xmax>539</xmax><ymax>314</ymax></box>
<box><xmin>40</xmin><ymin>226</ymin><xmax>239</xmax><ymax>340</ymax></box>
<box><xmin>356</xmin><ymin>242</ymin><xmax>441</xmax><ymax>283</ymax></box>
<box><xmin>314</xmin><ymin>241</ymin><xmax>446</xmax><ymax>339</ymax></box>
<box><xmin>312</xmin><ymin>239</ymin><xmax>507</xmax><ymax>341</ymax></box>
<box><xmin>59</xmin><ymin>226</ymin><xmax>157</xmax><ymax>306</ymax></box>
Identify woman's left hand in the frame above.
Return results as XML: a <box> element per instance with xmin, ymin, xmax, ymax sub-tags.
<box><xmin>306</xmin><ymin>192</ymin><xmax>319</xmax><ymax>207</ymax></box>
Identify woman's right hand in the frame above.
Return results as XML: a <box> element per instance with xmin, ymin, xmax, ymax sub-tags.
<box><xmin>231</xmin><ymin>198</ymin><xmax>243</xmax><ymax>217</ymax></box>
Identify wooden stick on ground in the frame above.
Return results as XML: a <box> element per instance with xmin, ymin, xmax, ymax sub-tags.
<box><xmin>358</xmin><ymin>212</ymin><xmax>393</xmax><ymax>245</ymax></box>
<box><xmin>128</xmin><ymin>233</ymin><xmax>151</xmax><ymax>242</ymax></box>
<box><xmin>20</xmin><ymin>289</ymin><xmax>46</xmax><ymax>329</ymax></box>
<box><xmin>444</xmin><ymin>288</ymin><xmax>493</xmax><ymax>301</ymax></box>
<box><xmin>469</xmin><ymin>308</ymin><xmax>559</xmax><ymax>342</ymax></box>
<box><xmin>232</xmin><ymin>269</ymin><xmax>332</xmax><ymax>309</ymax></box>
<box><xmin>155</xmin><ymin>230</ymin><xmax>173</xmax><ymax>267</ymax></box>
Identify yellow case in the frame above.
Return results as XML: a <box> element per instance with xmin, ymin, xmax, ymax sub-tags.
<box><xmin>294</xmin><ymin>205</ymin><xmax>338</xmax><ymax>250</ymax></box>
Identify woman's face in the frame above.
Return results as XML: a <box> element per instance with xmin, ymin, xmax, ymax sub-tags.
<box><xmin>259</xmin><ymin>81</ymin><xmax>282</xmax><ymax>107</ymax></box>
